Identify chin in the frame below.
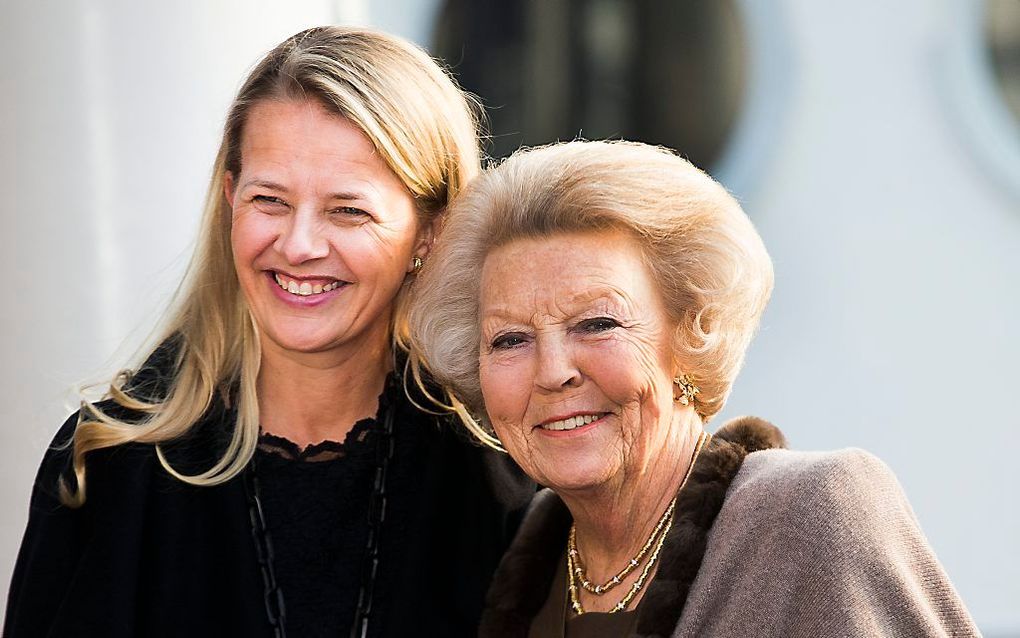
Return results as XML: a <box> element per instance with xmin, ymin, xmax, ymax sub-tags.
<box><xmin>264</xmin><ymin>324</ymin><xmax>349</xmax><ymax>354</ymax></box>
<box><xmin>538</xmin><ymin>463</ymin><xmax>615</xmax><ymax>494</ymax></box>
<box><xmin>519</xmin><ymin>440</ymin><xmax>618</xmax><ymax>492</ymax></box>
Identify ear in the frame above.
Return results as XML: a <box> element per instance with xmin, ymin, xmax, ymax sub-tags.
<box><xmin>223</xmin><ymin>171</ymin><xmax>236</xmax><ymax>209</ymax></box>
<box><xmin>413</xmin><ymin>213</ymin><xmax>439</xmax><ymax>259</ymax></box>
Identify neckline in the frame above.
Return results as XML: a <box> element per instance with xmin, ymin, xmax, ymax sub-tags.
<box><xmin>258</xmin><ymin>419</ymin><xmax>375</xmax><ymax>462</ymax></box>
<box><xmin>256</xmin><ymin>371</ymin><xmax>399</xmax><ymax>463</ymax></box>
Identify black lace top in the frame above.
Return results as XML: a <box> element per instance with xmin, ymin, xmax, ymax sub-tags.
<box><xmin>255</xmin><ymin>416</ymin><xmax>381</xmax><ymax>636</ymax></box>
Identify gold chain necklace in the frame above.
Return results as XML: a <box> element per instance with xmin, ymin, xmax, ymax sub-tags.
<box><xmin>567</xmin><ymin>430</ymin><xmax>711</xmax><ymax>615</ymax></box>
<box><xmin>568</xmin><ymin>498</ymin><xmax>675</xmax><ymax>596</ymax></box>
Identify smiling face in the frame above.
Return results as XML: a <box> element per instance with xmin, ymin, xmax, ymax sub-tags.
<box><xmin>225</xmin><ymin>99</ymin><xmax>427</xmax><ymax>357</ymax></box>
<box><xmin>478</xmin><ymin>230</ymin><xmax>687</xmax><ymax>493</ymax></box>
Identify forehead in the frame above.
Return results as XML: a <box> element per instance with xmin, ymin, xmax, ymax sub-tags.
<box><xmin>237</xmin><ymin>99</ymin><xmax>395</xmax><ymax>184</ymax></box>
<box><xmin>479</xmin><ymin>230</ymin><xmax>662</xmax><ymax>319</ymax></box>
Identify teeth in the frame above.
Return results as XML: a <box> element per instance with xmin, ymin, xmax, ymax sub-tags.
<box><xmin>541</xmin><ymin>413</ymin><xmax>601</xmax><ymax>431</ymax></box>
<box><xmin>274</xmin><ymin>273</ymin><xmax>341</xmax><ymax>297</ymax></box>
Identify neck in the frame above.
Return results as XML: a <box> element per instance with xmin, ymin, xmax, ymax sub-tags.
<box><xmin>256</xmin><ymin>330</ymin><xmax>393</xmax><ymax>448</ymax></box>
<box><xmin>564</xmin><ymin>412</ymin><xmax>703</xmax><ymax>583</ymax></box>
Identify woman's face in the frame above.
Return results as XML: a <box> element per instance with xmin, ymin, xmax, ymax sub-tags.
<box><xmin>478</xmin><ymin>230</ymin><xmax>685</xmax><ymax>494</ymax></box>
<box><xmin>226</xmin><ymin>99</ymin><xmax>426</xmax><ymax>357</ymax></box>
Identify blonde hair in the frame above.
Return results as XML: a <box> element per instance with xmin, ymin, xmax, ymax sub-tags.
<box><xmin>62</xmin><ymin>26</ymin><xmax>483</xmax><ymax>506</ymax></box>
<box><xmin>409</xmin><ymin>140</ymin><xmax>773</xmax><ymax>446</ymax></box>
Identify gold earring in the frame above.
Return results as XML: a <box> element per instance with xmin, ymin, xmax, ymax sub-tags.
<box><xmin>411</xmin><ymin>256</ymin><xmax>423</xmax><ymax>274</ymax></box>
<box><xmin>673</xmin><ymin>374</ymin><xmax>700</xmax><ymax>406</ymax></box>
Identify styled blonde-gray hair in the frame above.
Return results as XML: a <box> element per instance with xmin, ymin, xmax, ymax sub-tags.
<box><xmin>409</xmin><ymin>140</ymin><xmax>773</xmax><ymax>447</ymax></box>
<box><xmin>63</xmin><ymin>26</ymin><xmax>483</xmax><ymax>506</ymax></box>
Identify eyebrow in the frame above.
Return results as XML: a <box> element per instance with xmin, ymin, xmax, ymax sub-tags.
<box><xmin>243</xmin><ymin>179</ymin><xmax>289</xmax><ymax>193</ymax></box>
<box><xmin>327</xmin><ymin>191</ymin><xmax>371</xmax><ymax>202</ymax></box>
<box><xmin>242</xmin><ymin>179</ymin><xmax>371</xmax><ymax>202</ymax></box>
<box><xmin>481</xmin><ymin>292</ymin><xmax>624</xmax><ymax>323</ymax></box>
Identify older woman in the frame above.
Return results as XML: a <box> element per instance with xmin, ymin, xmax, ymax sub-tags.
<box><xmin>4</xmin><ymin>27</ymin><xmax>532</xmax><ymax>637</ymax></box>
<box><xmin>410</xmin><ymin>140</ymin><xmax>978</xmax><ymax>637</ymax></box>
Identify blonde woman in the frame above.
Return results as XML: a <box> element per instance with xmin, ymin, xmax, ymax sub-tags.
<box><xmin>409</xmin><ymin>141</ymin><xmax>978</xmax><ymax>637</ymax></box>
<box><xmin>4</xmin><ymin>27</ymin><xmax>532</xmax><ymax>638</ymax></box>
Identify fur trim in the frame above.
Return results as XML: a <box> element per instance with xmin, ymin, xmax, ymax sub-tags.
<box><xmin>478</xmin><ymin>416</ymin><xmax>786</xmax><ymax>637</ymax></box>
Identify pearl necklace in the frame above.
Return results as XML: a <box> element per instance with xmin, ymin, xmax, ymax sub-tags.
<box><xmin>567</xmin><ymin>430</ymin><xmax>711</xmax><ymax>614</ymax></box>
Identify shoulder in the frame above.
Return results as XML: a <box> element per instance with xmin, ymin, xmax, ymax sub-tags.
<box><xmin>388</xmin><ymin>381</ymin><xmax>535</xmax><ymax>517</ymax></box>
<box><xmin>30</xmin><ymin>405</ymin><xmax>160</xmax><ymax>510</ymax></box>
<box><xmin>33</xmin><ymin>397</ymin><xmax>230</xmax><ymax>511</ymax></box>
<box><xmin>29</xmin><ymin>411</ymin><xmax>82</xmax><ymax>506</ymax></box>
<box><xmin>394</xmin><ymin>375</ymin><xmax>535</xmax><ymax>496</ymax></box>
<box><xmin>726</xmin><ymin>447</ymin><xmax>906</xmax><ymax>523</ymax></box>
<box><xmin>741</xmin><ymin>445</ymin><xmax>893</xmax><ymax>480</ymax></box>
<box><xmin>34</xmin><ymin>405</ymin><xmax>140</xmax><ymax>490</ymax></box>
<box><xmin>32</xmin><ymin>336</ymin><xmax>190</xmax><ymax>498</ymax></box>
<box><xmin>711</xmin><ymin>446</ymin><xmax>927</xmax><ymax>566</ymax></box>
<box><xmin>433</xmin><ymin>412</ymin><xmax>536</xmax><ymax>513</ymax></box>
<box><xmin>677</xmin><ymin>443</ymin><xmax>981</xmax><ymax>636</ymax></box>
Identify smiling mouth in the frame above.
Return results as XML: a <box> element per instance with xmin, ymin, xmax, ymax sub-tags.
<box><xmin>538</xmin><ymin>413</ymin><xmax>610</xmax><ymax>432</ymax></box>
<box><xmin>272</xmin><ymin>272</ymin><xmax>346</xmax><ymax>296</ymax></box>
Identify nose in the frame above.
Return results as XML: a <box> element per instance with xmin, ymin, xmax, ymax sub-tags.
<box><xmin>534</xmin><ymin>335</ymin><xmax>582</xmax><ymax>392</ymax></box>
<box><xmin>278</xmin><ymin>208</ymin><xmax>329</xmax><ymax>265</ymax></box>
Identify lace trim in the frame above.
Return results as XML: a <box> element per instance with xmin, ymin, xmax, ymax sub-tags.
<box><xmin>256</xmin><ymin>373</ymin><xmax>396</xmax><ymax>463</ymax></box>
<box><xmin>257</xmin><ymin>422</ymin><xmax>376</xmax><ymax>462</ymax></box>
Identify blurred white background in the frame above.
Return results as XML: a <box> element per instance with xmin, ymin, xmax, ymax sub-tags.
<box><xmin>1</xmin><ymin>0</ymin><xmax>1017</xmax><ymax>634</ymax></box>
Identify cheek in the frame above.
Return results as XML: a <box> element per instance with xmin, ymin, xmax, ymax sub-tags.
<box><xmin>479</xmin><ymin>355</ymin><xmax>531</xmax><ymax>429</ymax></box>
<box><xmin>584</xmin><ymin>342</ymin><xmax>652</xmax><ymax>400</ymax></box>
<box><xmin>342</xmin><ymin>224</ymin><xmax>418</xmax><ymax>282</ymax></box>
<box><xmin>231</xmin><ymin>212</ymin><xmax>277</xmax><ymax>266</ymax></box>
<box><xmin>342</xmin><ymin>234</ymin><xmax>401</xmax><ymax>278</ymax></box>
<box><xmin>585</xmin><ymin>339</ymin><xmax>670</xmax><ymax>422</ymax></box>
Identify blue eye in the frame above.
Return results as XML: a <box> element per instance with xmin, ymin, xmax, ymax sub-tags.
<box><xmin>491</xmin><ymin>333</ymin><xmax>528</xmax><ymax>350</ymax></box>
<box><xmin>578</xmin><ymin>317</ymin><xmax>620</xmax><ymax>333</ymax></box>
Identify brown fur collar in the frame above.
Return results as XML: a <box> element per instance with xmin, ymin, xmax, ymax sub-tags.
<box><xmin>479</xmin><ymin>416</ymin><xmax>787</xmax><ymax>638</ymax></box>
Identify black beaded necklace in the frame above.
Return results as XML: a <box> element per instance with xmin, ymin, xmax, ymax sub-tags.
<box><xmin>243</xmin><ymin>398</ymin><xmax>397</xmax><ymax>638</ymax></box>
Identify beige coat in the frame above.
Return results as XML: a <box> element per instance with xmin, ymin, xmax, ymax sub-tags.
<box><xmin>481</xmin><ymin>417</ymin><xmax>980</xmax><ymax>637</ymax></box>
